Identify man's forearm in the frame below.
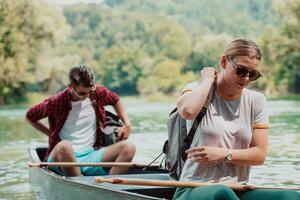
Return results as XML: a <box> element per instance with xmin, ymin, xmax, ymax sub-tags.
<box><xmin>26</xmin><ymin>117</ymin><xmax>50</xmax><ymax>136</ymax></box>
<box><xmin>113</xmin><ymin>100</ymin><xmax>131</xmax><ymax>127</ymax></box>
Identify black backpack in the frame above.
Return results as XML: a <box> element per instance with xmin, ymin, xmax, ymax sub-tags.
<box><xmin>102</xmin><ymin>111</ymin><xmax>123</xmax><ymax>146</ymax></box>
<box><xmin>162</xmin><ymin>85</ymin><xmax>215</xmax><ymax>180</ymax></box>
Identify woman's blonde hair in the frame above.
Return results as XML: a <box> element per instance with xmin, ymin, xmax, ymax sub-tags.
<box><xmin>224</xmin><ymin>39</ymin><xmax>261</xmax><ymax>60</ymax></box>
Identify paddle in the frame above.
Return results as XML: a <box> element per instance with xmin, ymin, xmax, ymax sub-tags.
<box><xmin>27</xmin><ymin>162</ymin><xmax>160</xmax><ymax>168</ymax></box>
<box><xmin>95</xmin><ymin>177</ymin><xmax>300</xmax><ymax>191</ymax></box>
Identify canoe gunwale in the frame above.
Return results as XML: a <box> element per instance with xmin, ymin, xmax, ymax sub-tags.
<box><xmin>28</xmin><ymin>145</ymin><xmax>175</xmax><ymax>200</ymax></box>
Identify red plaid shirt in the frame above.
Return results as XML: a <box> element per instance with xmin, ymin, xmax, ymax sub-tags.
<box><xmin>26</xmin><ymin>84</ymin><xmax>119</xmax><ymax>160</ymax></box>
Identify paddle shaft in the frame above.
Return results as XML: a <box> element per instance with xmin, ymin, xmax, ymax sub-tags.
<box><xmin>27</xmin><ymin>162</ymin><xmax>159</xmax><ymax>168</ymax></box>
<box><xmin>95</xmin><ymin>177</ymin><xmax>300</xmax><ymax>191</ymax></box>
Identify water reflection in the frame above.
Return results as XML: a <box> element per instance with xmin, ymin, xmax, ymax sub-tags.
<box><xmin>0</xmin><ymin>142</ymin><xmax>41</xmax><ymax>200</ymax></box>
<box><xmin>0</xmin><ymin>100</ymin><xmax>299</xmax><ymax>199</ymax></box>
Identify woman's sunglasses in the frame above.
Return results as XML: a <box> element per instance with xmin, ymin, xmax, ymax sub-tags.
<box><xmin>226</xmin><ymin>56</ymin><xmax>262</xmax><ymax>81</ymax></box>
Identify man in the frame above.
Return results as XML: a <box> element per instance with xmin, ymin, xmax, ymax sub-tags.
<box><xmin>26</xmin><ymin>64</ymin><xmax>135</xmax><ymax>176</ymax></box>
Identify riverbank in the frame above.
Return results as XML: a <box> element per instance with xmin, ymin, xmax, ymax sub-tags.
<box><xmin>1</xmin><ymin>91</ymin><xmax>300</xmax><ymax>109</ymax></box>
<box><xmin>268</xmin><ymin>94</ymin><xmax>300</xmax><ymax>101</ymax></box>
<box><xmin>0</xmin><ymin>92</ymin><xmax>177</xmax><ymax>109</ymax></box>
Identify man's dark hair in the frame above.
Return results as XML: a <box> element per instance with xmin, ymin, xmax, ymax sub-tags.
<box><xmin>69</xmin><ymin>64</ymin><xmax>95</xmax><ymax>87</ymax></box>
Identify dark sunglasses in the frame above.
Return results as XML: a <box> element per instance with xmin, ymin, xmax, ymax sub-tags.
<box><xmin>227</xmin><ymin>56</ymin><xmax>262</xmax><ymax>81</ymax></box>
<box><xmin>72</xmin><ymin>84</ymin><xmax>95</xmax><ymax>97</ymax></box>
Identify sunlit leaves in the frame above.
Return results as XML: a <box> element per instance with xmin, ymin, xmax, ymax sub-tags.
<box><xmin>259</xmin><ymin>0</ymin><xmax>300</xmax><ymax>94</ymax></box>
<box><xmin>0</xmin><ymin>0</ymin><xmax>69</xmax><ymax>103</ymax></box>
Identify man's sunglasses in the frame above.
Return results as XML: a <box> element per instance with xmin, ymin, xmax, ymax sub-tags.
<box><xmin>72</xmin><ymin>84</ymin><xmax>95</xmax><ymax>97</ymax></box>
<box><xmin>226</xmin><ymin>56</ymin><xmax>262</xmax><ymax>81</ymax></box>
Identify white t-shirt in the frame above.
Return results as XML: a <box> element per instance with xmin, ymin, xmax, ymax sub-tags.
<box><xmin>59</xmin><ymin>98</ymin><xmax>97</xmax><ymax>150</ymax></box>
<box><xmin>180</xmin><ymin>81</ymin><xmax>269</xmax><ymax>183</ymax></box>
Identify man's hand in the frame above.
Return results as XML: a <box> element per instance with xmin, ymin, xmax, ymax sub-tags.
<box><xmin>112</xmin><ymin>100</ymin><xmax>131</xmax><ymax>141</ymax></box>
<box><xmin>117</xmin><ymin>125</ymin><xmax>131</xmax><ymax>141</ymax></box>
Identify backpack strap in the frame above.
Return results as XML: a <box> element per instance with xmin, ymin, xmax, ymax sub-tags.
<box><xmin>183</xmin><ymin>107</ymin><xmax>207</xmax><ymax>143</ymax></box>
<box><xmin>181</xmin><ymin>107</ymin><xmax>207</xmax><ymax>161</ymax></box>
<box><xmin>181</xmin><ymin>84</ymin><xmax>216</xmax><ymax>161</ymax></box>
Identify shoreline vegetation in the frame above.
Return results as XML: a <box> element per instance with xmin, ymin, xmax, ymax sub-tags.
<box><xmin>0</xmin><ymin>92</ymin><xmax>300</xmax><ymax>110</ymax></box>
<box><xmin>0</xmin><ymin>0</ymin><xmax>299</xmax><ymax>106</ymax></box>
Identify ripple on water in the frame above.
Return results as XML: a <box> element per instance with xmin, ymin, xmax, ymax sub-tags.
<box><xmin>1</xmin><ymin>100</ymin><xmax>300</xmax><ymax>199</ymax></box>
<box><xmin>249</xmin><ymin>133</ymin><xmax>300</xmax><ymax>186</ymax></box>
<box><xmin>0</xmin><ymin>109</ymin><xmax>26</xmax><ymax>118</ymax></box>
<box><xmin>0</xmin><ymin>141</ymin><xmax>37</xmax><ymax>199</ymax></box>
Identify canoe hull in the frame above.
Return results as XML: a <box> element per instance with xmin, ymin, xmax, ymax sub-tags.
<box><xmin>28</xmin><ymin>146</ymin><xmax>175</xmax><ymax>200</ymax></box>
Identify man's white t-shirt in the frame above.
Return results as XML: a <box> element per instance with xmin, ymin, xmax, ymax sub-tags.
<box><xmin>59</xmin><ymin>98</ymin><xmax>97</xmax><ymax>150</ymax></box>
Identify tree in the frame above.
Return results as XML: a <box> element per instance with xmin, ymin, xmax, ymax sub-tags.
<box><xmin>97</xmin><ymin>46</ymin><xmax>146</xmax><ymax>94</ymax></box>
<box><xmin>64</xmin><ymin>6</ymin><xmax>192</xmax><ymax>95</ymax></box>
<box><xmin>137</xmin><ymin>59</ymin><xmax>195</xmax><ymax>95</ymax></box>
<box><xmin>278</xmin><ymin>0</ymin><xmax>300</xmax><ymax>93</ymax></box>
<box><xmin>258</xmin><ymin>0</ymin><xmax>300</xmax><ymax>95</ymax></box>
<box><xmin>0</xmin><ymin>0</ymin><xmax>69</xmax><ymax>104</ymax></box>
<box><xmin>186</xmin><ymin>34</ymin><xmax>233</xmax><ymax>73</ymax></box>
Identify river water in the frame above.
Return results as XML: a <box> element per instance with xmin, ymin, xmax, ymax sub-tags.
<box><xmin>0</xmin><ymin>100</ymin><xmax>299</xmax><ymax>199</ymax></box>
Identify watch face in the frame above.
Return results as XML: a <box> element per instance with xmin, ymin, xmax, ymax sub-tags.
<box><xmin>226</xmin><ymin>154</ymin><xmax>232</xmax><ymax>162</ymax></box>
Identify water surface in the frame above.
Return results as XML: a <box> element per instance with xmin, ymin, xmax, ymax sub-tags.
<box><xmin>0</xmin><ymin>100</ymin><xmax>299</xmax><ymax>199</ymax></box>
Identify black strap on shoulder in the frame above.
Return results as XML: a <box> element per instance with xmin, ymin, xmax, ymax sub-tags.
<box><xmin>183</xmin><ymin>107</ymin><xmax>207</xmax><ymax>144</ymax></box>
<box><xmin>180</xmin><ymin>108</ymin><xmax>207</xmax><ymax>162</ymax></box>
<box><xmin>181</xmin><ymin>85</ymin><xmax>216</xmax><ymax>161</ymax></box>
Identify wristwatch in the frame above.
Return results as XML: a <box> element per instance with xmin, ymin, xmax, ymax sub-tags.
<box><xmin>225</xmin><ymin>149</ymin><xmax>232</xmax><ymax>163</ymax></box>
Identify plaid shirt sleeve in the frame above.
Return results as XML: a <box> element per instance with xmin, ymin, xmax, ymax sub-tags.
<box><xmin>97</xmin><ymin>86</ymin><xmax>120</xmax><ymax>106</ymax></box>
<box><xmin>26</xmin><ymin>98</ymin><xmax>51</xmax><ymax>122</ymax></box>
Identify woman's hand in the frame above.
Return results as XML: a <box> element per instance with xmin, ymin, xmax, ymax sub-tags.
<box><xmin>186</xmin><ymin>146</ymin><xmax>227</xmax><ymax>163</ymax></box>
<box><xmin>200</xmin><ymin>67</ymin><xmax>217</xmax><ymax>83</ymax></box>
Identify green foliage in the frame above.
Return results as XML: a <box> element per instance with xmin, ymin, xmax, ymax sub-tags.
<box><xmin>280</xmin><ymin>52</ymin><xmax>300</xmax><ymax>93</ymax></box>
<box><xmin>63</xmin><ymin>6</ymin><xmax>192</xmax><ymax>95</ymax></box>
<box><xmin>60</xmin><ymin>0</ymin><xmax>282</xmax><ymax>97</ymax></box>
<box><xmin>97</xmin><ymin>46</ymin><xmax>145</xmax><ymax>94</ymax></box>
<box><xmin>0</xmin><ymin>0</ymin><xmax>69</xmax><ymax>104</ymax></box>
<box><xmin>258</xmin><ymin>0</ymin><xmax>300</xmax><ymax>95</ymax></box>
<box><xmin>257</xmin><ymin>27</ymin><xmax>285</xmax><ymax>95</ymax></box>
<box><xmin>2</xmin><ymin>0</ymin><xmax>299</xmax><ymax>104</ymax></box>
<box><xmin>138</xmin><ymin>59</ymin><xmax>196</xmax><ymax>95</ymax></box>
<box><xmin>102</xmin><ymin>0</ymin><xmax>280</xmax><ymax>37</ymax></box>
<box><xmin>24</xmin><ymin>92</ymin><xmax>49</xmax><ymax>106</ymax></box>
<box><xmin>279</xmin><ymin>0</ymin><xmax>300</xmax><ymax>93</ymax></box>
<box><xmin>186</xmin><ymin>34</ymin><xmax>233</xmax><ymax>72</ymax></box>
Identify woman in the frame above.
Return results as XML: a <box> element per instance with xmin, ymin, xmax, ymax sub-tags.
<box><xmin>173</xmin><ymin>39</ymin><xmax>299</xmax><ymax>200</ymax></box>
